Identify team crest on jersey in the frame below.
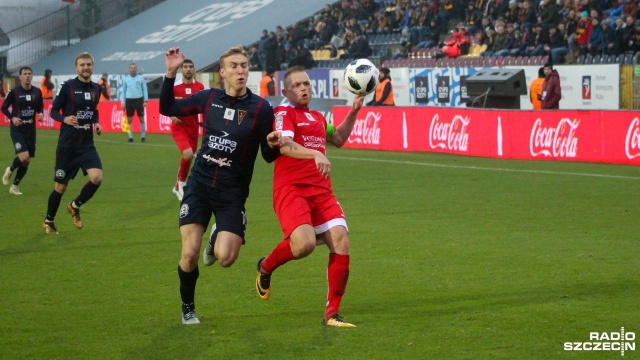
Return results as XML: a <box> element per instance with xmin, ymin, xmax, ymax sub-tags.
<box><xmin>55</xmin><ymin>169</ymin><xmax>66</xmax><ymax>179</ymax></box>
<box><xmin>238</xmin><ymin>110</ymin><xmax>247</xmax><ymax>125</ymax></box>
<box><xmin>224</xmin><ymin>108</ymin><xmax>235</xmax><ymax>121</ymax></box>
<box><xmin>305</xmin><ymin>112</ymin><xmax>315</xmax><ymax>121</ymax></box>
<box><xmin>179</xmin><ymin>204</ymin><xmax>189</xmax><ymax>218</ymax></box>
<box><xmin>14</xmin><ymin>143</ymin><xmax>22</xmax><ymax>151</ymax></box>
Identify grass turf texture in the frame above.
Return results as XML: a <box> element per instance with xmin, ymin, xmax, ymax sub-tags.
<box><xmin>0</xmin><ymin>127</ymin><xmax>638</xmax><ymax>359</ymax></box>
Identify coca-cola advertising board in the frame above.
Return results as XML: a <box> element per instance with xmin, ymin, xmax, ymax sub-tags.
<box><xmin>332</xmin><ymin>106</ymin><xmax>640</xmax><ymax>166</ymax></box>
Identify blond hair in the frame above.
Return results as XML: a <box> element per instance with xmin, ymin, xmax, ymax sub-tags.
<box><xmin>75</xmin><ymin>52</ymin><xmax>94</xmax><ymax>66</ymax></box>
<box><xmin>219</xmin><ymin>45</ymin><xmax>248</xmax><ymax>68</ymax></box>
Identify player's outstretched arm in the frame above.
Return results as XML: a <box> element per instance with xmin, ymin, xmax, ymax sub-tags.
<box><xmin>328</xmin><ymin>94</ymin><xmax>364</xmax><ymax>147</ymax></box>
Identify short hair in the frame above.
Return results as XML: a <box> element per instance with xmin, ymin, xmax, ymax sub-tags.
<box><xmin>219</xmin><ymin>45</ymin><xmax>248</xmax><ymax>68</ymax></box>
<box><xmin>75</xmin><ymin>52</ymin><xmax>94</xmax><ymax>66</ymax></box>
<box><xmin>44</xmin><ymin>69</ymin><xmax>52</xmax><ymax>77</ymax></box>
<box><xmin>543</xmin><ymin>62</ymin><xmax>553</xmax><ymax>70</ymax></box>
<box><xmin>182</xmin><ymin>59</ymin><xmax>194</xmax><ymax>67</ymax></box>
<box><xmin>282</xmin><ymin>65</ymin><xmax>306</xmax><ymax>87</ymax></box>
<box><xmin>19</xmin><ymin>67</ymin><xmax>33</xmax><ymax>75</ymax></box>
<box><xmin>538</xmin><ymin>67</ymin><xmax>545</xmax><ymax>77</ymax></box>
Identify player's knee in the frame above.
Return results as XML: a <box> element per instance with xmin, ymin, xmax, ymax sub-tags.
<box><xmin>292</xmin><ymin>238</ymin><xmax>316</xmax><ymax>258</ymax></box>
<box><xmin>20</xmin><ymin>157</ymin><xmax>31</xmax><ymax>166</ymax></box>
<box><xmin>217</xmin><ymin>254</ymin><xmax>237</xmax><ymax>267</ymax></box>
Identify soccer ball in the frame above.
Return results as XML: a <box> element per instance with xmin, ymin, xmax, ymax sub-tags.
<box><xmin>343</xmin><ymin>59</ymin><xmax>379</xmax><ymax>96</ymax></box>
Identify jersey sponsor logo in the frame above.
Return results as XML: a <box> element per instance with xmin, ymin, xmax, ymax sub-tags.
<box><xmin>21</xmin><ymin>109</ymin><xmax>35</xmax><ymax>118</ymax></box>
<box><xmin>238</xmin><ymin>109</ymin><xmax>247</xmax><ymax>125</ymax></box>
<box><xmin>179</xmin><ymin>204</ymin><xmax>189</xmax><ymax>218</ymax></box>
<box><xmin>76</xmin><ymin>107</ymin><xmax>95</xmax><ymax>121</ymax></box>
<box><xmin>301</xmin><ymin>134</ymin><xmax>325</xmax><ymax>149</ymax></box>
<box><xmin>223</xmin><ymin>108</ymin><xmax>235</xmax><ymax>120</ymax></box>
<box><xmin>207</xmin><ymin>132</ymin><xmax>237</xmax><ymax>153</ymax></box>
<box><xmin>55</xmin><ymin>169</ymin><xmax>66</xmax><ymax>179</ymax></box>
<box><xmin>211</xmin><ymin>103</ymin><xmax>223</xmax><ymax>108</ymax></box>
<box><xmin>73</xmin><ymin>124</ymin><xmax>93</xmax><ymax>130</ymax></box>
<box><xmin>202</xmin><ymin>154</ymin><xmax>232</xmax><ymax>167</ymax></box>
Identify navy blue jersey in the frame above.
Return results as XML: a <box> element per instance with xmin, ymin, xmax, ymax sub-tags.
<box><xmin>51</xmin><ymin>77</ymin><xmax>101</xmax><ymax>149</ymax></box>
<box><xmin>160</xmin><ymin>77</ymin><xmax>277</xmax><ymax>198</ymax></box>
<box><xmin>1</xmin><ymin>85</ymin><xmax>43</xmax><ymax>136</ymax></box>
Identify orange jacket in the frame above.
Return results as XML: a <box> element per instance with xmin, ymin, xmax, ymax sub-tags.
<box><xmin>259</xmin><ymin>75</ymin><xmax>277</xmax><ymax>97</ymax></box>
<box><xmin>40</xmin><ymin>77</ymin><xmax>54</xmax><ymax>99</ymax></box>
<box><xmin>373</xmin><ymin>78</ymin><xmax>395</xmax><ymax>105</ymax></box>
<box><xmin>99</xmin><ymin>78</ymin><xmax>111</xmax><ymax>101</ymax></box>
<box><xmin>529</xmin><ymin>77</ymin><xmax>544</xmax><ymax>109</ymax></box>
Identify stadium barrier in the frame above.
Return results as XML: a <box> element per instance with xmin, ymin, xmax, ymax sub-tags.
<box><xmin>332</xmin><ymin>106</ymin><xmax>640</xmax><ymax>166</ymax></box>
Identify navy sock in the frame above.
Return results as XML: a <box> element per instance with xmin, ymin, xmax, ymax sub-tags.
<box><xmin>13</xmin><ymin>165</ymin><xmax>28</xmax><ymax>186</ymax></box>
<box><xmin>46</xmin><ymin>190</ymin><xmax>63</xmax><ymax>222</ymax></box>
<box><xmin>178</xmin><ymin>265</ymin><xmax>199</xmax><ymax>306</ymax></box>
<box><xmin>10</xmin><ymin>157</ymin><xmax>21</xmax><ymax>171</ymax></box>
<box><xmin>74</xmin><ymin>181</ymin><xmax>100</xmax><ymax>207</ymax></box>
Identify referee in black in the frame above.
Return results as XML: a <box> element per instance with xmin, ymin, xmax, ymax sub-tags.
<box><xmin>42</xmin><ymin>52</ymin><xmax>104</xmax><ymax>235</ymax></box>
<box><xmin>1</xmin><ymin>66</ymin><xmax>44</xmax><ymax>195</ymax></box>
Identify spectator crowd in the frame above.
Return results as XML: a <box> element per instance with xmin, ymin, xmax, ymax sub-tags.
<box><xmin>249</xmin><ymin>0</ymin><xmax>640</xmax><ymax>70</ymax></box>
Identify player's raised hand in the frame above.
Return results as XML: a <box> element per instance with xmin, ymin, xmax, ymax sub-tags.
<box><xmin>352</xmin><ymin>94</ymin><xmax>364</xmax><ymax>111</ymax></box>
<box><xmin>165</xmin><ymin>47</ymin><xmax>185</xmax><ymax>77</ymax></box>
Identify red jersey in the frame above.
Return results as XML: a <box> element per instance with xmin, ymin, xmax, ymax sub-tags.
<box><xmin>170</xmin><ymin>80</ymin><xmax>205</xmax><ymax>134</ymax></box>
<box><xmin>273</xmin><ymin>104</ymin><xmax>331</xmax><ymax>191</ymax></box>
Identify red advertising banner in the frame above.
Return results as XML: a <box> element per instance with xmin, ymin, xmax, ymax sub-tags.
<box><xmin>332</xmin><ymin>106</ymin><xmax>640</xmax><ymax>166</ymax></box>
<box><xmin>0</xmin><ymin>100</ymin><xmax>176</xmax><ymax>134</ymax></box>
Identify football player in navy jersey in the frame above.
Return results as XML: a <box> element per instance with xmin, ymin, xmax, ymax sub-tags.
<box><xmin>2</xmin><ymin>66</ymin><xmax>44</xmax><ymax>195</ymax></box>
<box><xmin>42</xmin><ymin>52</ymin><xmax>103</xmax><ymax>235</ymax></box>
<box><xmin>160</xmin><ymin>46</ymin><xmax>282</xmax><ymax>325</ymax></box>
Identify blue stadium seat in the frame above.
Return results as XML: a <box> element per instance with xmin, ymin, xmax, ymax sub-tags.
<box><xmin>624</xmin><ymin>53</ymin><xmax>633</xmax><ymax>64</ymax></box>
<box><xmin>577</xmin><ymin>54</ymin><xmax>585</xmax><ymax>64</ymax></box>
<box><xmin>592</xmin><ymin>54</ymin><xmax>601</xmax><ymax>64</ymax></box>
<box><xmin>616</xmin><ymin>54</ymin><xmax>625</xmax><ymax>64</ymax></box>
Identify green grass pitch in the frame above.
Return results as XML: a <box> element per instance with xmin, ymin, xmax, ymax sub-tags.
<box><xmin>0</xmin><ymin>127</ymin><xmax>638</xmax><ymax>359</ymax></box>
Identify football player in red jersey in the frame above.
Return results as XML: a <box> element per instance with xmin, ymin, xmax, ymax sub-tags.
<box><xmin>255</xmin><ymin>65</ymin><xmax>364</xmax><ymax>327</ymax></box>
<box><xmin>170</xmin><ymin>59</ymin><xmax>205</xmax><ymax>200</ymax></box>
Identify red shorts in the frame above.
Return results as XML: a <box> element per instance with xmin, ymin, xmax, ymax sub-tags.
<box><xmin>273</xmin><ymin>185</ymin><xmax>347</xmax><ymax>239</ymax></box>
<box><xmin>171</xmin><ymin>127</ymin><xmax>198</xmax><ymax>153</ymax></box>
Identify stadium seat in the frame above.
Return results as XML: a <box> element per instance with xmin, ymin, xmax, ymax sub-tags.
<box><xmin>592</xmin><ymin>54</ymin><xmax>601</xmax><ymax>64</ymax></box>
<box><xmin>577</xmin><ymin>54</ymin><xmax>585</xmax><ymax>64</ymax></box>
<box><xmin>616</xmin><ymin>54</ymin><xmax>625</xmax><ymax>64</ymax></box>
<box><xmin>585</xmin><ymin>54</ymin><xmax>593</xmax><ymax>64</ymax></box>
<box><xmin>624</xmin><ymin>52</ymin><xmax>634</xmax><ymax>64</ymax></box>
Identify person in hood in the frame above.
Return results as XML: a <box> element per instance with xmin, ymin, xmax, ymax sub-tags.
<box><xmin>367</xmin><ymin>67</ymin><xmax>395</xmax><ymax>106</ymax></box>
<box><xmin>541</xmin><ymin>62</ymin><xmax>561</xmax><ymax>109</ymax></box>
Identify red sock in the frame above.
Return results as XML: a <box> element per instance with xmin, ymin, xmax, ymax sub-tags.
<box><xmin>261</xmin><ymin>239</ymin><xmax>295</xmax><ymax>274</ymax></box>
<box><xmin>324</xmin><ymin>253</ymin><xmax>350</xmax><ymax>320</ymax></box>
<box><xmin>177</xmin><ymin>158</ymin><xmax>192</xmax><ymax>183</ymax></box>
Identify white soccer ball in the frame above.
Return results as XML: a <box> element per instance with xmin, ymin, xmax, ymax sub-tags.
<box><xmin>343</xmin><ymin>59</ymin><xmax>379</xmax><ymax>96</ymax></box>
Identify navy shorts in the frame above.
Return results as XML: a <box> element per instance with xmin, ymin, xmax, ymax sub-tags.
<box><xmin>54</xmin><ymin>147</ymin><xmax>102</xmax><ymax>184</ymax></box>
<box><xmin>10</xmin><ymin>128</ymin><xmax>36</xmax><ymax>157</ymax></box>
<box><xmin>178</xmin><ymin>178</ymin><xmax>248</xmax><ymax>240</ymax></box>
<box><xmin>125</xmin><ymin>97</ymin><xmax>145</xmax><ymax>118</ymax></box>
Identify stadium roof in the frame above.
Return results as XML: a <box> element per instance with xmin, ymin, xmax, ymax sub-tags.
<box><xmin>28</xmin><ymin>0</ymin><xmax>325</xmax><ymax>76</ymax></box>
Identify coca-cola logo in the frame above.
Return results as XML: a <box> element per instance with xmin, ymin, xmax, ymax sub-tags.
<box><xmin>110</xmin><ymin>105</ymin><xmax>123</xmax><ymax>130</ymax></box>
<box><xmin>429</xmin><ymin>114</ymin><xmax>469</xmax><ymax>151</ymax></box>
<box><xmin>159</xmin><ymin>114</ymin><xmax>172</xmax><ymax>132</ymax></box>
<box><xmin>625</xmin><ymin>118</ymin><xmax>640</xmax><ymax>159</ymax></box>
<box><xmin>530</xmin><ymin>118</ymin><xmax>579</xmax><ymax>158</ymax></box>
<box><xmin>348</xmin><ymin>111</ymin><xmax>380</xmax><ymax>145</ymax></box>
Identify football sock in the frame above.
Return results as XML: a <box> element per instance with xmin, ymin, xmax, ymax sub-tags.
<box><xmin>324</xmin><ymin>253</ymin><xmax>350</xmax><ymax>320</ymax></box>
<box><xmin>141</xmin><ymin>122</ymin><xmax>146</xmax><ymax>138</ymax></box>
<box><xmin>10</xmin><ymin>157</ymin><xmax>21</xmax><ymax>171</ymax></box>
<box><xmin>127</xmin><ymin>125</ymin><xmax>133</xmax><ymax>139</ymax></box>
<box><xmin>178</xmin><ymin>265</ymin><xmax>199</xmax><ymax>305</ymax></box>
<box><xmin>261</xmin><ymin>239</ymin><xmax>295</xmax><ymax>274</ymax></box>
<box><xmin>13</xmin><ymin>165</ymin><xmax>28</xmax><ymax>186</ymax></box>
<box><xmin>46</xmin><ymin>190</ymin><xmax>63</xmax><ymax>222</ymax></box>
<box><xmin>74</xmin><ymin>181</ymin><xmax>100</xmax><ymax>207</ymax></box>
<box><xmin>178</xmin><ymin>158</ymin><xmax>191</xmax><ymax>183</ymax></box>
